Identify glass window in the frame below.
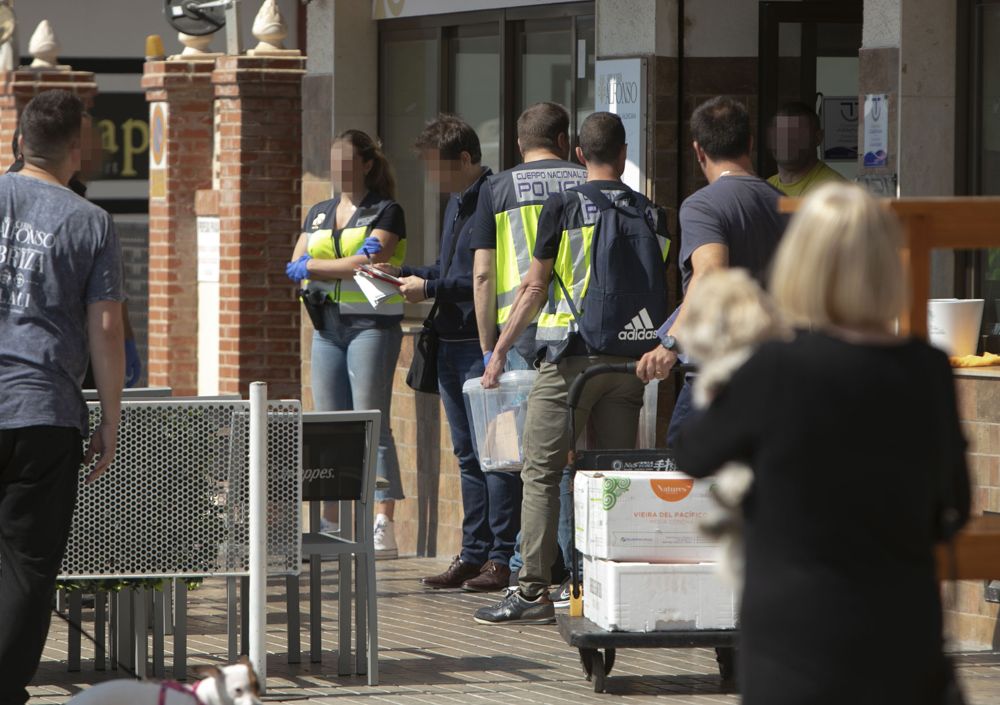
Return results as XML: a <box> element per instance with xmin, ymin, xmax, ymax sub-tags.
<box><xmin>517</xmin><ymin>19</ymin><xmax>572</xmax><ymax>116</ymax></box>
<box><xmin>575</xmin><ymin>15</ymin><xmax>596</xmax><ymax>140</ymax></box>
<box><xmin>381</xmin><ymin>32</ymin><xmax>440</xmax><ymax>269</ymax></box>
<box><xmin>378</xmin><ymin>5</ymin><xmax>595</xmax><ymax>275</ymax></box>
<box><xmin>449</xmin><ymin>25</ymin><xmax>501</xmax><ymax>171</ymax></box>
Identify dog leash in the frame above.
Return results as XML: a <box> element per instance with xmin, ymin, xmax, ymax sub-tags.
<box><xmin>159</xmin><ymin>679</ymin><xmax>206</xmax><ymax>705</ymax></box>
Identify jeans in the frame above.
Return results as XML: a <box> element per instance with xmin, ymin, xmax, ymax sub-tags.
<box><xmin>666</xmin><ymin>375</ymin><xmax>698</xmax><ymax>449</ymax></box>
<box><xmin>438</xmin><ymin>340</ymin><xmax>521</xmax><ymax>566</ymax></box>
<box><xmin>509</xmin><ymin>466</ymin><xmax>576</xmax><ymax>577</ymax></box>
<box><xmin>312</xmin><ymin>314</ymin><xmax>404</xmax><ymax>502</ymax></box>
<box><xmin>0</xmin><ymin>427</ymin><xmax>83</xmax><ymax>705</ymax></box>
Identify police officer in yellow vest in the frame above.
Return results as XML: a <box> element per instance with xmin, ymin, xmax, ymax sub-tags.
<box><xmin>470</xmin><ymin>102</ymin><xmax>587</xmax><ymax>368</ymax></box>
<box><xmin>287</xmin><ymin>129</ymin><xmax>407</xmax><ymax>558</ymax></box>
<box><xmin>468</xmin><ymin>103</ymin><xmax>587</xmax><ymax>593</ymax></box>
<box><xmin>474</xmin><ymin>113</ymin><xmax>670</xmax><ymax>625</ymax></box>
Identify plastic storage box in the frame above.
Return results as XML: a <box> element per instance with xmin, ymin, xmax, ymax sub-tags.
<box><xmin>462</xmin><ymin>369</ymin><xmax>537</xmax><ymax>471</ymax></box>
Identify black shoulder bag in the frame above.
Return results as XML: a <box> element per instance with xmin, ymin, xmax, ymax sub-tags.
<box><xmin>406</xmin><ymin>210</ymin><xmax>463</xmax><ymax>394</ymax></box>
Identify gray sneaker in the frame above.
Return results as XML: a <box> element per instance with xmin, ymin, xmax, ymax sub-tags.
<box><xmin>473</xmin><ymin>588</ymin><xmax>555</xmax><ymax>625</ymax></box>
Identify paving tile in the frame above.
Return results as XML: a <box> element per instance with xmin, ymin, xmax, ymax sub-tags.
<box><xmin>27</xmin><ymin>557</ymin><xmax>1000</xmax><ymax>704</ymax></box>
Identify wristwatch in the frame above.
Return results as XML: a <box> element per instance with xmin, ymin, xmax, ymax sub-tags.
<box><xmin>660</xmin><ymin>334</ymin><xmax>680</xmax><ymax>353</ymax></box>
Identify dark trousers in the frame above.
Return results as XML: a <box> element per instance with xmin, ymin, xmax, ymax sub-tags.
<box><xmin>0</xmin><ymin>427</ymin><xmax>82</xmax><ymax>705</ymax></box>
<box><xmin>437</xmin><ymin>339</ymin><xmax>522</xmax><ymax>566</ymax></box>
<box><xmin>666</xmin><ymin>375</ymin><xmax>698</xmax><ymax>448</ymax></box>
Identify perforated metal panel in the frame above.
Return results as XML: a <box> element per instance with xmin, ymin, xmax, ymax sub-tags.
<box><xmin>59</xmin><ymin>400</ymin><xmax>301</xmax><ymax>580</ymax></box>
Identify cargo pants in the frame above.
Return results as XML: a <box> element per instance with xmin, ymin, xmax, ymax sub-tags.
<box><xmin>518</xmin><ymin>354</ymin><xmax>644</xmax><ymax>597</ymax></box>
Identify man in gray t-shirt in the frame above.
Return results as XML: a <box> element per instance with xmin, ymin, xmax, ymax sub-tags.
<box><xmin>0</xmin><ymin>90</ymin><xmax>124</xmax><ymax>705</ymax></box>
<box><xmin>635</xmin><ymin>96</ymin><xmax>788</xmax><ymax>446</ymax></box>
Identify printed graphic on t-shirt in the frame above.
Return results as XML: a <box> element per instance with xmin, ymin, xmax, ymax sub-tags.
<box><xmin>0</xmin><ymin>216</ymin><xmax>57</xmax><ymax>311</ymax></box>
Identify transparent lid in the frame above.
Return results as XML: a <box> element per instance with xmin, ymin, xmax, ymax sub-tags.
<box><xmin>498</xmin><ymin>370</ymin><xmax>538</xmax><ymax>386</ymax></box>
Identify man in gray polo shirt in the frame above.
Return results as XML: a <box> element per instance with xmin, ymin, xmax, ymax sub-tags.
<box><xmin>0</xmin><ymin>90</ymin><xmax>124</xmax><ymax>705</ymax></box>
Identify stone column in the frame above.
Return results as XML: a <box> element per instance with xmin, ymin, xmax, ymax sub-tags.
<box><xmin>141</xmin><ymin>60</ymin><xmax>215</xmax><ymax>395</ymax></box>
<box><xmin>211</xmin><ymin>55</ymin><xmax>305</xmax><ymax>398</ymax></box>
<box><xmin>0</xmin><ymin>20</ymin><xmax>98</xmax><ymax>169</ymax></box>
<box><xmin>0</xmin><ymin>69</ymin><xmax>98</xmax><ymax>170</ymax></box>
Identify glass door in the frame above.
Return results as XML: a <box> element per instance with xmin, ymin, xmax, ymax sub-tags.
<box><xmin>962</xmin><ymin>1</ymin><xmax>1000</xmax><ymax>339</ymax></box>
<box><xmin>758</xmin><ymin>1</ymin><xmax>863</xmax><ymax>181</ymax></box>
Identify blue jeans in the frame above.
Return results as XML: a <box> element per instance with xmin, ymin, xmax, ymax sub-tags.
<box><xmin>438</xmin><ymin>340</ymin><xmax>521</xmax><ymax>566</ymax></box>
<box><xmin>311</xmin><ymin>316</ymin><xmax>404</xmax><ymax>501</ymax></box>
<box><xmin>666</xmin><ymin>375</ymin><xmax>697</xmax><ymax>449</ymax></box>
<box><xmin>509</xmin><ymin>466</ymin><xmax>575</xmax><ymax>577</ymax></box>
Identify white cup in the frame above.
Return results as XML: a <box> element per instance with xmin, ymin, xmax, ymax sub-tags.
<box><xmin>927</xmin><ymin>298</ymin><xmax>984</xmax><ymax>357</ymax></box>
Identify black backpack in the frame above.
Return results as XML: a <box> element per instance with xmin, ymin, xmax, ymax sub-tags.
<box><xmin>561</xmin><ymin>182</ymin><xmax>670</xmax><ymax>359</ymax></box>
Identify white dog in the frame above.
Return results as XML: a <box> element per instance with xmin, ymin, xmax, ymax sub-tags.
<box><xmin>66</xmin><ymin>658</ymin><xmax>261</xmax><ymax>705</ymax></box>
<box><xmin>675</xmin><ymin>269</ymin><xmax>790</xmax><ymax>588</ymax></box>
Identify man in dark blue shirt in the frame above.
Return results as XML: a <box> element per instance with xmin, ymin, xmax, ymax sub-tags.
<box><xmin>378</xmin><ymin>114</ymin><xmax>519</xmax><ymax>592</ymax></box>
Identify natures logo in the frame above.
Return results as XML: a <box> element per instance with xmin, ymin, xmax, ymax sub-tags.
<box><xmin>618</xmin><ymin>308</ymin><xmax>658</xmax><ymax>341</ymax></box>
<box><xmin>650</xmin><ymin>478</ymin><xmax>694</xmax><ymax>502</ymax></box>
<box><xmin>602</xmin><ymin>476</ymin><xmax>631</xmax><ymax>510</ymax></box>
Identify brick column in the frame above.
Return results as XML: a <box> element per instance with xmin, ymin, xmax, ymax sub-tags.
<box><xmin>141</xmin><ymin>61</ymin><xmax>215</xmax><ymax>396</ymax></box>
<box><xmin>0</xmin><ymin>69</ymin><xmax>98</xmax><ymax>171</ymax></box>
<box><xmin>212</xmin><ymin>56</ymin><xmax>305</xmax><ymax>398</ymax></box>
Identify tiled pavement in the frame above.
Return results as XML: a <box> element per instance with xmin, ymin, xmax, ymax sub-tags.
<box><xmin>29</xmin><ymin>558</ymin><xmax>1000</xmax><ymax>704</ymax></box>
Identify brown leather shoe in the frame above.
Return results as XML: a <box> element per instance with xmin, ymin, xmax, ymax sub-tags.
<box><xmin>421</xmin><ymin>556</ymin><xmax>482</xmax><ymax>589</ymax></box>
<box><xmin>461</xmin><ymin>560</ymin><xmax>511</xmax><ymax>592</ymax></box>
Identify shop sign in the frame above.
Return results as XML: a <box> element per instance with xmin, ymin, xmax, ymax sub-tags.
<box><xmin>92</xmin><ymin>93</ymin><xmax>149</xmax><ymax>180</ymax></box>
<box><xmin>595</xmin><ymin>58</ymin><xmax>646</xmax><ymax>192</ymax></box>
<box><xmin>863</xmin><ymin>93</ymin><xmax>889</xmax><ymax>168</ymax></box>
<box><xmin>821</xmin><ymin>95</ymin><xmax>858</xmax><ymax>161</ymax></box>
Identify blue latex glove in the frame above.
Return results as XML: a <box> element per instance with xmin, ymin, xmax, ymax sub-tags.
<box><xmin>355</xmin><ymin>236</ymin><xmax>383</xmax><ymax>257</ymax></box>
<box><xmin>483</xmin><ymin>351</ymin><xmax>492</xmax><ymax>367</ymax></box>
<box><xmin>124</xmin><ymin>338</ymin><xmax>141</xmax><ymax>388</ymax></box>
<box><xmin>286</xmin><ymin>254</ymin><xmax>311</xmax><ymax>282</ymax></box>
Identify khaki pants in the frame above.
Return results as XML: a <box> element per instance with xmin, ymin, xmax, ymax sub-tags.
<box><xmin>518</xmin><ymin>354</ymin><xmax>644</xmax><ymax>596</ymax></box>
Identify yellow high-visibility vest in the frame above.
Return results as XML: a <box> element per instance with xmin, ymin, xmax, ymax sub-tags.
<box><xmin>305</xmin><ymin>195</ymin><xmax>406</xmax><ymax>316</ymax></box>
<box><xmin>488</xmin><ymin>161</ymin><xmax>587</xmax><ymax>327</ymax></box>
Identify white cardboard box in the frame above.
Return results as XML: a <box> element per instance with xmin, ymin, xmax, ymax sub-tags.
<box><xmin>584</xmin><ymin>556</ymin><xmax>737</xmax><ymax>632</ymax></box>
<box><xmin>574</xmin><ymin>470</ymin><xmax>718</xmax><ymax>562</ymax></box>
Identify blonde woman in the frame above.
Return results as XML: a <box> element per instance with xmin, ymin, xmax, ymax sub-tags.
<box><xmin>675</xmin><ymin>183</ymin><xmax>970</xmax><ymax>705</ymax></box>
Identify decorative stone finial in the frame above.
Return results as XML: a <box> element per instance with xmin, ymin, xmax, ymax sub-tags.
<box><xmin>29</xmin><ymin>19</ymin><xmax>63</xmax><ymax>69</ymax></box>
<box><xmin>177</xmin><ymin>31</ymin><xmax>213</xmax><ymax>57</ymax></box>
<box><xmin>0</xmin><ymin>41</ymin><xmax>14</xmax><ymax>72</ymax></box>
<box><xmin>249</xmin><ymin>0</ymin><xmax>297</xmax><ymax>56</ymax></box>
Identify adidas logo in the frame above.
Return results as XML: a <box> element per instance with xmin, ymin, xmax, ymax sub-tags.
<box><xmin>618</xmin><ymin>308</ymin><xmax>659</xmax><ymax>341</ymax></box>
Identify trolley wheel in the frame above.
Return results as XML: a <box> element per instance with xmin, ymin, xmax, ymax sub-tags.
<box><xmin>590</xmin><ymin>650</ymin><xmax>607</xmax><ymax>693</ymax></box>
<box><xmin>716</xmin><ymin>646</ymin><xmax>737</xmax><ymax>684</ymax></box>
<box><xmin>579</xmin><ymin>647</ymin><xmax>596</xmax><ymax>680</ymax></box>
<box><xmin>604</xmin><ymin>647</ymin><xmax>616</xmax><ymax>675</ymax></box>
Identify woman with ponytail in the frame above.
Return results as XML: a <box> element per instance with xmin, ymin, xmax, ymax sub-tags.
<box><xmin>287</xmin><ymin>129</ymin><xmax>407</xmax><ymax>558</ymax></box>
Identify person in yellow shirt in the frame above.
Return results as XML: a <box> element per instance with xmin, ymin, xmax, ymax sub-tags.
<box><xmin>767</xmin><ymin>102</ymin><xmax>844</xmax><ymax>196</ymax></box>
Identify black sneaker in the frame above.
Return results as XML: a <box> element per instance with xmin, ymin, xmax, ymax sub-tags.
<box><xmin>552</xmin><ymin>577</ymin><xmax>574</xmax><ymax>608</ymax></box>
<box><xmin>473</xmin><ymin>588</ymin><xmax>556</xmax><ymax>625</ymax></box>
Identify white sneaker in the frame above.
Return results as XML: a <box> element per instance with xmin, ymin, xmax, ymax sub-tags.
<box><xmin>373</xmin><ymin>513</ymin><xmax>398</xmax><ymax>560</ymax></box>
